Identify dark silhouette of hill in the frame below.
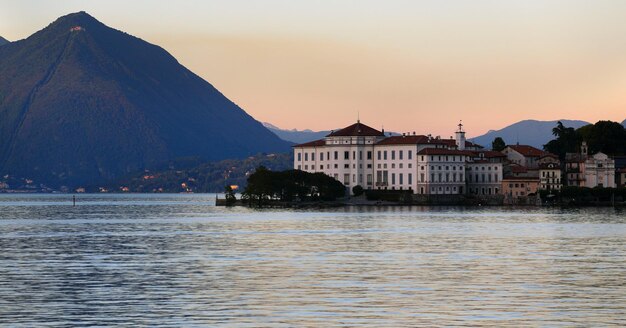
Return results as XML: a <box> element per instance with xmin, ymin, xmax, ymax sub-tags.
<box><xmin>0</xmin><ymin>12</ymin><xmax>290</xmax><ymax>187</ymax></box>
<box><xmin>0</xmin><ymin>36</ymin><xmax>8</xmax><ymax>46</ymax></box>
<box><xmin>470</xmin><ymin>119</ymin><xmax>590</xmax><ymax>149</ymax></box>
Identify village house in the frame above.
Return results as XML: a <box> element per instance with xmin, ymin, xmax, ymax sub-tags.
<box><xmin>565</xmin><ymin>142</ymin><xmax>616</xmax><ymax>188</ymax></box>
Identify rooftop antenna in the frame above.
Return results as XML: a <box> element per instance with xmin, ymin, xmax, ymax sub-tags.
<box><xmin>357</xmin><ymin>111</ymin><xmax>360</xmax><ymax>124</ymax></box>
<box><xmin>458</xmin><ymin>120</ymin><xmax>463</xmax><ymax>132</ymax></box>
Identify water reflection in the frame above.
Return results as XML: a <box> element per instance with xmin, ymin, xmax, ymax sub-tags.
<box><xmin>0</xmin><ymin>194</ymin><xmax>624</xmax><ymax>326</ymax></box>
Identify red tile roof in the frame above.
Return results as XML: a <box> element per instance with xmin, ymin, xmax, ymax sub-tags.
<box><xmin>509</xmin><ymin>164</ymin><xmax>528</xmax><ymax>173</ymax></box>
<box><xmin>437</xmin><ymin>139</ymin><xmax>483</xmax><ymax>149</ymax></box>
<box><xmin>326</xmin><ymin>122</ymin><xmax>385</xmax><ymax>137</ymax></box>
<box><xmin>502</xmin><ymin>176</ymin><xmax>540</xmax><ymax>181</ymax></box>
<box><xmin>471</xmin><ymin>150</ymin><xmax>506</xmax><ymax>158</ymax></box>
<box><xmin>375</xmin><ymin>135</ymin><xmax>431</xmax><ymax>145</ymax></box>
<box><xmin>417</xmin><ymin>148</ymin><xmax>474</xmax><ymax>156</ymax></box>
<box><xmin>507</xmin><ymin>145</ymin><xmax>546</xmax><ymax>157</ymax></box>
<box><xmin>292</xmin><ymin>139</ymin><xmax>326</xmax><ymax>147</ymax></box>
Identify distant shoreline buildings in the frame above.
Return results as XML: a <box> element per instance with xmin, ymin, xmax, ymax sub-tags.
<box><xmin>293</xmin><ymin>121</ymin><xmax>620</xmax><ymax>201</ymax></box>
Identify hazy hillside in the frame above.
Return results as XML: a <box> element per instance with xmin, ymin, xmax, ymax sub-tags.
<box><xmin>470</xmin><ymin>119</ymin><xmax>590</xmax><ymax>149</ymax></box>
<box><xmin>0</xmin><ymin>36</ymin><xmax>9</xmax><ymax>46</ymax></box>
<box><xmin>0</xmin><ymin>12</ymin><xmax>290</xmax><ymax>187</ymax></box>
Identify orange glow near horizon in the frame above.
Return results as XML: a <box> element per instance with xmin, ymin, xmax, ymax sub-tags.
<box><xmin>2</xmin><ymin>1</ymin><xmax>625</xmax><ymax>137</ymax></box>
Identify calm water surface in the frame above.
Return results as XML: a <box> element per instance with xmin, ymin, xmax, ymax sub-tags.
<box><xmin>0</xmin><ymin>194</ymin><xmax>624</xmax><ymax>327</ymax></box>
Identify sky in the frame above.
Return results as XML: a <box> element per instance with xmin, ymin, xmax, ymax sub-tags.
<box><xmin>2</xmin><ymin>0</ymin><xmax>626</xmax><ymax>137</ymax></box>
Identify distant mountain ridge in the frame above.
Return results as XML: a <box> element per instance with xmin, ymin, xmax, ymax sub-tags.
<box><xmin>0</xmin><ymin>36</ymin><xmax>9</xmax><ymax>46</ymax></box>
<box><xmin>0</xmin><ymin>12</ymin><xmax>290</xmax><ymax>187</ymax></box>
<box><xmin>470</xmin><ymin>119</ymin><xmax>590</xmax><ymax>149</ymax></box>
<box><xmin>263</xmin><ymin>122</ymin><xmax>331</xmax><ymax>144</ymax></box>
<box><xmin>263</xmin><ymin>122</ymin><xmax>401</xmax><ymax>144</ymax></box>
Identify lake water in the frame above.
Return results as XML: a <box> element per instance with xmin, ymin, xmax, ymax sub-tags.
<box><xmin>0</xmin><ymin>194</ymin><xmax>624</xmax><ymax>327</ymax></box>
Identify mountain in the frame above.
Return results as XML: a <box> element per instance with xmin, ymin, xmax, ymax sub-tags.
<box><xmin>0</xmin><ymin>36</ymin><xmax>9</xmax><ymax>46</ymax></box>
<box><xmin>622</xmin><ymin>119</ymin><xmax>626</xmax><ymax>127</ymax></box>
<box><xmin>470</xmin><ymin>119</ymin><xmax>590</xmax><ymax>149</ymax></box>
<box><xmin>0</xmin><ymin>12</ymin><xmax>290</xmax><ymax>187</ymax></box>
<box><xmin>263</xmin><ymin>122</ymin><xmax>401</xmax><ymax>144</ymax></box>
<box><xmin>263</xmin><ymin>122</ymin><xmax>330</xmax><ymax>144</ymax></box>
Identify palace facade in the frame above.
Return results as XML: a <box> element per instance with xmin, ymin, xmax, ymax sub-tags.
<box><xmin>293</xmin><ymin>121</ymin><xmax>494</xmax><ymax>195</ymax></box>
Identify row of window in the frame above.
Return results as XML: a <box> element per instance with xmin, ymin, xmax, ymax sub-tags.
<box><xmin>375</xmin><ymin>171</ymin><xmax>413</xmax><ymax>185</ymax></box>
<box><xmin>297</xmin><ymin>151</ymin><xmax>468</xmax><ymax>163</ymax></box>
<box><xmin>421</xmin><ymin>172</ymin><xmax>465</xmax><ymax>183</ymax></box>
<box><xmin>468</xmin><ymin>166</ymin><xmax>500</xmax><ymax>171</ymax></box>
<box><xmin>421</xmin><ymin>165</ymin><xmax>464</xmax><ymax>171</ymax></box>
<box><xmin>467</xmin><ymin>173</ymin><xmax>499</xmax><ymax>183</ymax></box>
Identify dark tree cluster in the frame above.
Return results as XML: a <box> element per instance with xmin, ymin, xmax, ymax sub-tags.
<box><xmin>242</xmin><ymin>167</ymin><xmax>346</xmax><ymax>206</ymax></box>
<box><xmin>544</xmin><ymin>120</ymin><xmax>626</xmax><ymax>159</ymax></box>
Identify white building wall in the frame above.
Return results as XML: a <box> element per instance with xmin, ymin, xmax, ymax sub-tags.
<box><xmin>373</xmin><ymin>145</ymin><xmax>417</xmax><ymax>191</ymax></box>
<box><xmin>416</xmin><ymin>153</ymin><xmax>467</xmax><ymax>195</ymax></box>
<box><xmin>466</xmin><ymin>162</ymin><xmax>503</xmax><ymax>195</ymax></box>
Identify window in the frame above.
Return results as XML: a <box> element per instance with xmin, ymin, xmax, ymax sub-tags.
<box><xmin>391</xmin><ymin>151</ymin><xmax>396</xmax><ymax>160</ymax></box>
<box><xmin>409</xmin><ymin>152</ymin><xmax>412</xmax><ymax>160</ymax></box>
<box><xmin>367</xmin><ymin>164</ymin><xmax>372</xmax><ymax>168</ymax></box>
<box><xmin>344</xmin><ymin>174</ymin><xmax>350</xmax><ymax>185</ymax></box>
<box><xmin>409</xmin><ymin>173</ymin><xmax>413</xmax><ymax>185</ymax></box>
<box><xmin>430</xmin><ymin>173</ymin><xmax>434</xmax><ymax>182</ymax></box>
<box><xmin>320</xmin><ymin>153</ymin><xmax>324</xmax><ymax>161</ymax></box>
<box><xmin>334</xmin><ymin>164</ymin><xmax>338</xmax><ymax>169</ymax></box>
<box><xmin>334</xmin><ymin>151</ymin><xmax>338</xmax><ymax>160</ymax></box>
<box><xmin>420</xmin><ymin>173</ymin><xmax>424</xmax><ymax>182</ymax></box>
<box><xmin>359</xmin><ymin>151</ymin><xmax>362</xmax><ymax>160</ymax></box>
<box><xmin>438</xmin><ymin>173</ymin><xmax>442</xmax><ymax>182</ymax></box>
<box><xmin>392</xmin><ymin>173</ymin><xmax>396</xmax><ymax>185</ymax></box>
<box><xmin>311</xmin><ymin>153</ymin><xmax>315</xmax><ymax>161</ymax></box>
<box><xmin>297</xmin><ymin>153</ymin><xmax>301</xmax><ymax>161</ymax></box>
<box><xmin>384</xmin><ymin>151</ymin><xmax>388</xmax><ymax>160</ymax></box>
<box><xmin>399</xmin><ymin>173</ymin><xmax>403</xmax><ymax>185</ymax></box>
<box><xmin>344</xmin><ymin>151</ymin><xmax>349</xmax><ymax>160</ymax></box>
<box><xmin>367</xmin><ymin>174</ymin><xmax>373</xmax><ymax>185</ymax></box>
<box><xmin>399</xmin><ymin>151</ymin><xmax>403</xmax><ymax>160</ymax></box>
<box><xmin>298</xmin><ymin>165</ymin><xmax>301</xmax><ymax>170</ymax></box>
<box><xmin>305</xmin><ymin>153</ymin><xmax>308</xmax><ymax>161</ymax></box>
<box><xmin>377</xmin><ymin>151</ymin><xmax>382</xmax><ymax>160</ymax></box>
<box><xmin>359</xmin><ymin>174</ymin><xmax>363</xmax><ymax>183</ymax></box>
<box><xmin>399</xmin><ymin>163</ymin><xmax>403</xmax><ymax>169</ymax></box>
<box><xmin>353</xmin><ymin>174</ymin><xmax>356</xmax><ymax>183</ymax></box>
<box><xmin>305</xmin><ymin>165</ymin><xmax>308</xmax><ymax>170</ymax></box>
<box><xmin>344</xmin><ymin>164</ymin><xmax>349</xmax><ymax>169</ymax></box>
<box><xmin>367</xmin><ymin>151</ymin><xmax>372</xmax><ymax>160</ymax></box>
<box><xmin>392</xmin><ymin>163</ymin><xmax>395</xmax><ymax>169</ymax></box>
<box><xmin>445</xmin><ymin>173</ymin><xmax>449</xmax><ymax>182</ymax></box>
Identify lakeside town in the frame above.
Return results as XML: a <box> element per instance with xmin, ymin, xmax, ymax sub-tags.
<box><xmin>286</xmin><ymin>120</ymin><xmax>625</xmax><ymax>206</ymax></box>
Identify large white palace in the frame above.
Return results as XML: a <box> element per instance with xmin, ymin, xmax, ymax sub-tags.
<box><xmin>293</xmin><ymin>121</ymin><xmax>505</xmax><ymax>195</ymax></box>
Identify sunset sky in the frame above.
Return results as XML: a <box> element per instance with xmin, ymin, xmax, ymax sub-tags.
<box><xmin>2</xmin><ymin>0</ymin><xmax>626</xmax><ymax>137</ymax></box>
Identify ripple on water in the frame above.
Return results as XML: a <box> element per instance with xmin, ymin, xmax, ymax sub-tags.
<box><xmin>0</xmin><ymin>194</ymin><xmax>624</xmax><ymax>327</ymax></box>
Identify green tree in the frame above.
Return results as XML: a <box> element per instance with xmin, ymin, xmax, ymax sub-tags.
<box><xmin>491</xmin><ymin>137</ymin><xmax>506</xmax><ymax>151</ymax></box>
<box><xmin>577</xmin><ymin>120</ymin><xmax>626</xmax><ymax>155</ymax></box>
<box><xmin>352</xmin><ymin>185</ymin><xmax>364</xmax><ymax>196</ymax></box>
<box><xmin>544</xmin><ymin>121</ymin><xmax>581</xmax><ymax>160</ymax></box>
<box><xmin>224</xmin><ymin>185</ymin><xmax>236</xmax><ymax>205</ymax></box>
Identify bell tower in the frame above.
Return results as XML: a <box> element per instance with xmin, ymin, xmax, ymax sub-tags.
<box><xmin>455</xmin><ymin>121</ymin><xmax>466</xmax><ymax>150</ymax></box>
